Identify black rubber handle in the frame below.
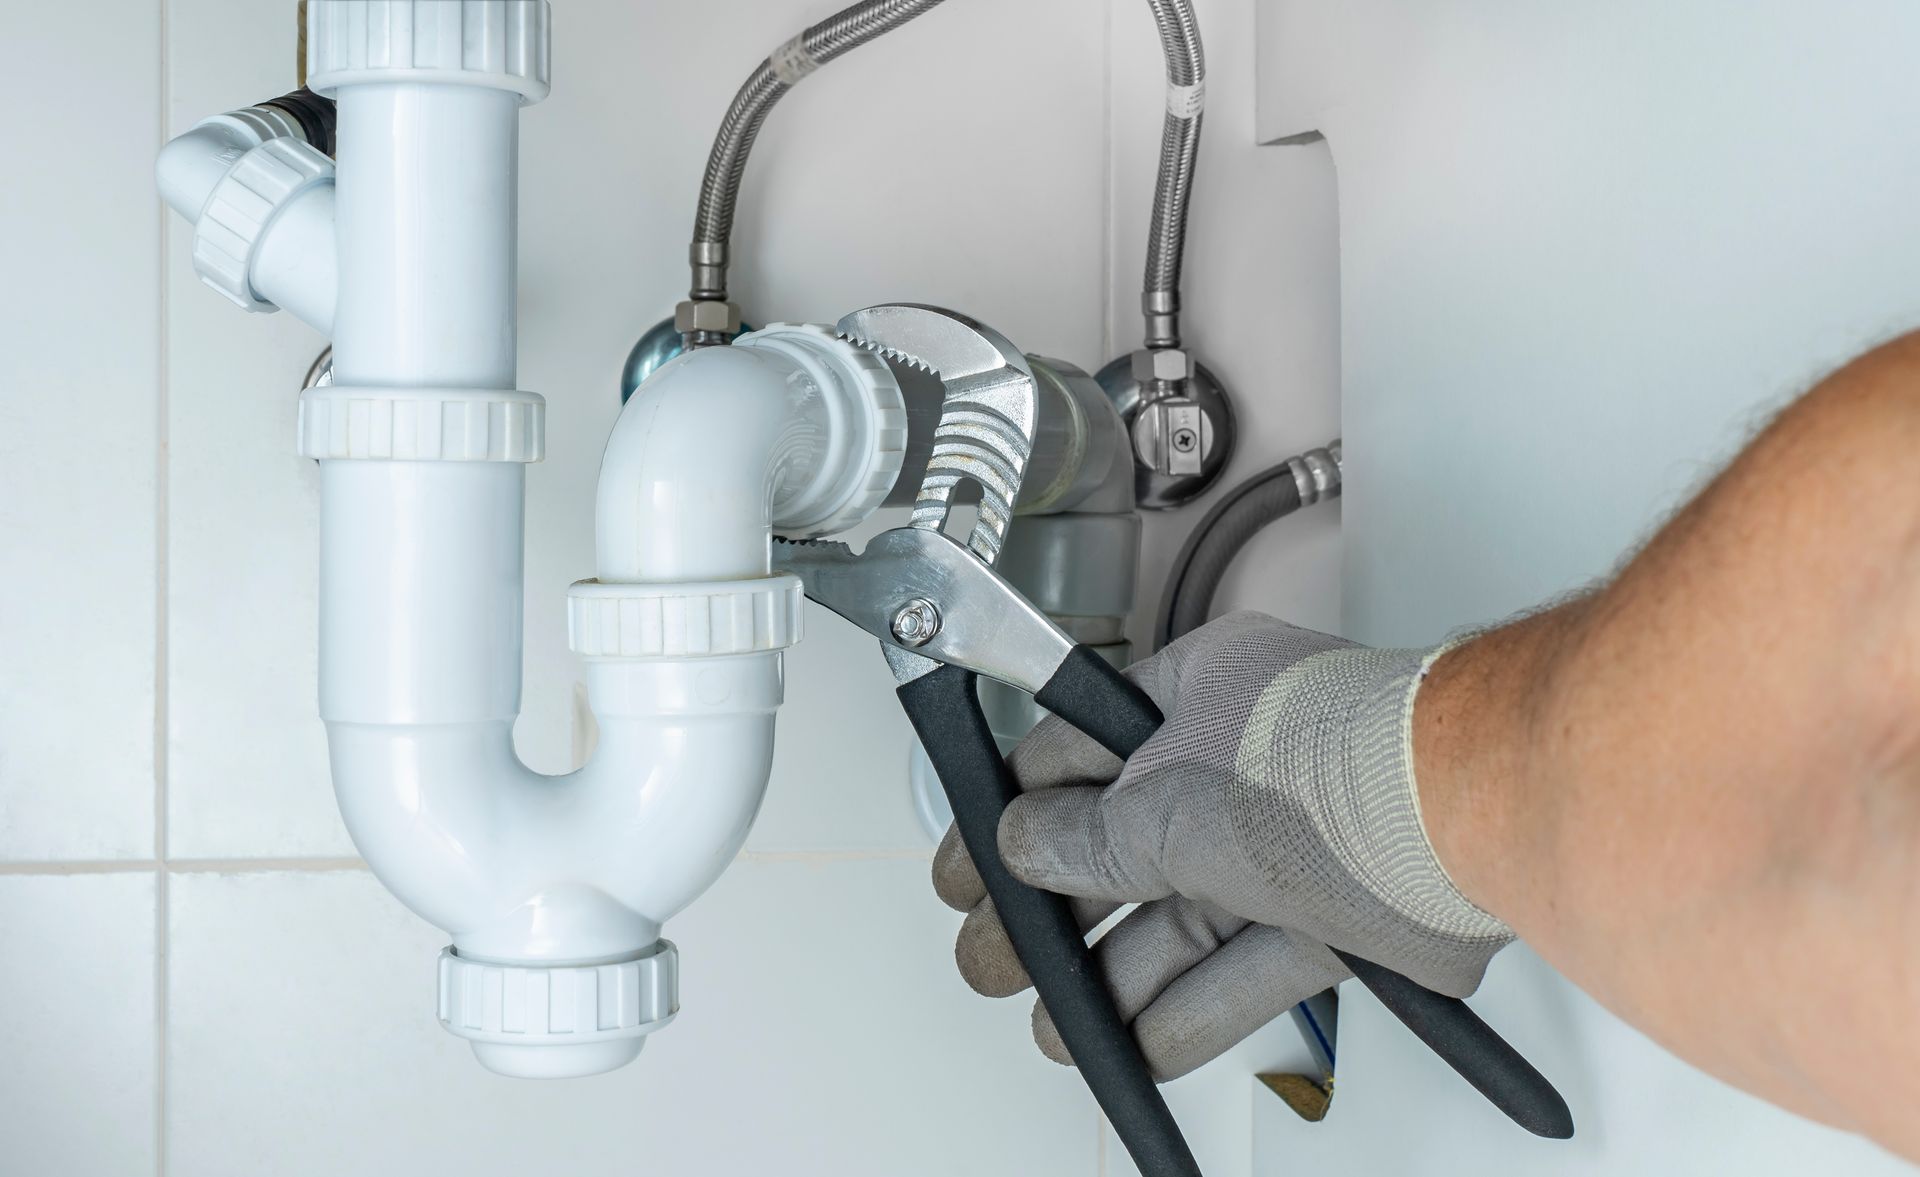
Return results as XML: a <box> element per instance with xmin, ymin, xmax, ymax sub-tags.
<box><xmin>1033</xmin><ymin>645</ymin><xmax>1167</xmax><ymax>757</ymax></box>
<box><xmin>898</xmin><ymin>663</ymin><xmax>1204</xmax><ymax>1177</ymax></box>
<box><xmin>1336</xmin><ymin>953</ymin><xmax>1574</xmax><ymax>1138</ymax></box>
<box><xmin>1033</xmin><ymin>645</ymin><xmax>1575</xmax><ymax>1140</ymax></box>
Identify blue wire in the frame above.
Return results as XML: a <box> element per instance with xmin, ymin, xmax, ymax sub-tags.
<box><xmin>1295</xmin><ymin>998</ymin><xmax>1337</xmax><ymax>1071</ymax></box>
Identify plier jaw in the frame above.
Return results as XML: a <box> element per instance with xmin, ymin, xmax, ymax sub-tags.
<box><xmin>770</xmin><ymin>528</ymin><xmax>1072</xmax><ymax>692</ymax></box>
<box><xmin>834</xmin><ymin>303</ymin><xmax>1038</xmax><ymax>566</ymax></box>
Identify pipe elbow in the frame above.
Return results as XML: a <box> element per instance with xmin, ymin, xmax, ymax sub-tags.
<box><xmin>158</xmin><ymin>106</ymin><xmax>339</xmax><ymax>334</ymax></box>
<box><xmin>157</xmin><ymin>113</ymin><xmax>286</xmax><ymax>221</ymax></box>
<box><xmin>325</xmin><ymin>720</ymin><xmax>530</xmax><ymax>941</ymax></box>
<box><xmin>572</xmin><ymin>659</ymin><xmax>785</xmax><ymax>926</ymax></box>
<box><xmin>326</xmin><ymin>655</ymin><xmax>785</xmax><ymax>966</ymax></box>
<box><xmin>595</xmin><ymin>324</ymin><xmax>906</xmax><ymax>582</ymax></box>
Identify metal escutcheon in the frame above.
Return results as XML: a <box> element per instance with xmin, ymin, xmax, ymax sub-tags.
<box><xmin>1094</xmin><ymin>354</ymin><xmax>1237</xmax><ymax>510</ymax></box>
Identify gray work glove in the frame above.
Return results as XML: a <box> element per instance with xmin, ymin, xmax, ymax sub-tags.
<box><xmin>931</xmin><ymin>611</ymin><xmax>1513</xmax><ymax>1080</ymax></box>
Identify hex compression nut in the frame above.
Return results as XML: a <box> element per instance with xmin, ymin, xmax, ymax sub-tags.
<box><xmin>1131</xmin><ymin>347</ymin><xmax>1193</xmax><ymax>384</ymax></box>
<box><xmin>675</xmin><ymin>299</ymin><xmax>743</xmax><ymax>336</ymax></box>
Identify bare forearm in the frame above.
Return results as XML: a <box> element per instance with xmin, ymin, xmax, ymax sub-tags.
<box><xmin>1416</xmin><ymin>332</ymin><xmax>1920</xmax><ymax>1156</ymax></box>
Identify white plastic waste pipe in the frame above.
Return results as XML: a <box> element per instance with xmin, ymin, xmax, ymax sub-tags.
<box><xmin>306</xmin><ymin>40</ymin><xmax>904</xmax><ymax>1074</ymax></box>
<box><xmin>245</xmin><ymin>187</ymin><xmax>337</xmax><ymax>332</ymax></box>
<box><xmin>319</xmin><ymin>76</ymin><xmax>528</xmax><ymax>751</ymax></box>
<box><xmin>330</xmin><ymin>81</ymin><xmax>518</xmax><ymax>389</ymax></box>
<box><xmin>157</xmin><ymin>0</ymin><xmax>907</xmax><ymax>1079</ymax></box>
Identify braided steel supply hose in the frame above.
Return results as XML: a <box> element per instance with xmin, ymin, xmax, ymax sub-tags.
<box><xmin>687</xmin><ymin>0</ymin><xmax>948</xmax><ymax>325</ymax></box>
<box><xmin>1142</xmin><ymin>0</ymin><xmax>1204</xmax><ymax>351</ymax></box>
<box><xmin>684</xmin><ymin>0</ymin><xmax>1205</xmax><ymax>354</ymax></box>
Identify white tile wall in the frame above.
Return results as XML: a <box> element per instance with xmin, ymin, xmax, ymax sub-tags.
<box><xmin>4</xmin><ymin>0</ymin><xmax>1341</xmax><ymax>1173</ymax></box>
<box><xmin>166</xmin><ymin>863</ymin><xmax>1095</xmax><ymax>1177</ymax></box>
<box><xmin>0</xmin><ymin>874</ymin><xmax>158</xmax><ymax>1175</ymax></box>
<box><xmin>0</xmin><ymin>0</ymin><xmax>160</xmax><ymax>863</ymax></box>
<box><xmin>163</xmin><ymin>0</ymin><xmax>344</xmax><ymax>861</ymax></box>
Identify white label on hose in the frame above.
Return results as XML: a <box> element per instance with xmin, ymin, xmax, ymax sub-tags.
<box><xmin>771</xmin><ymin>35</ymin><xmax>820</xmax><ymax>85</ymax></box>
<box><xmin>1166</xmin><ymin>80</ymin><xmax>1206</xmax><ymax>120</ymax></box>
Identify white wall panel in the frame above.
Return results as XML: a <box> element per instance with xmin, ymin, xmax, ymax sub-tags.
<box><xmin>1258</xmin><ymin>1</ymin><xmax>1920</xmax><ymax>1169</ymax></box>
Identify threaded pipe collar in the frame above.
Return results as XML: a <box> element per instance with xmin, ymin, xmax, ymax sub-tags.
<box><xmin>1287</xmin><ymin>443</ymin><xmax>1343</xmax><ymax>507</ymax></box>
<box><xmin>438</xmin><ymin>943</ymin><xmax>678</xmax><ymax>1078</ymax></box>
<box><xmin>736</xmin><ymin>323</ymin><xmax>907</xmax><ymax>539</ymax></box>
<box><xmin>192</xmin><ymin>137</ymin><xmax>334</xmax><ymax>313</ymax></box>
<box><xmin>306</xmin><ymin>0</ymin><xmax>551</xmax><ymax>103</ymax></box>
<box><xmin>568</xmin><ymin>575</ymin><xmax>805</xmax><ymax>659</ymax></box>
<box><xmin>297</xmin><ymin>387</ymin><xmax>545</xmax><ymax>462</ymax></box>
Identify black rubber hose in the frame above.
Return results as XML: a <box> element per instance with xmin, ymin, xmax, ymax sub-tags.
<box><xmin>1156</xmin><ymin>464</ymin><xmax>1304</xmax><ymax>648</ymax></box>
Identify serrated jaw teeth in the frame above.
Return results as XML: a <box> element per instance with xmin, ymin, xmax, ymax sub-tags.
<box><xmin>771</xmin><ymin>536</ymin><xmax>856</xmax><ymax>556</ymax></box>
<box><xmin>837</xmin><ymin>332</ymin><xmax>938</xmax><ymax>376</ymax></box>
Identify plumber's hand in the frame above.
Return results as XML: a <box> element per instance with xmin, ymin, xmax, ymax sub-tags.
<box><xmin>930</xmin><ymin>612</ymin><xmax>1513</xmax><ymax>1080</ymax></box>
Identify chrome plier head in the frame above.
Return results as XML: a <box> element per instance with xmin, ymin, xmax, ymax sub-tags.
<box><xmin>835</xmin><ymin>304</ymin><xmax>1039</xmax><ymax>567</ymax></box>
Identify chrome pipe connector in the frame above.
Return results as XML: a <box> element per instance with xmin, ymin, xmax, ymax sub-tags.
<box><xmin>1287</xmin><ymin>441</ymin><xmax>1344</xmax><ymax>508</ymax></box>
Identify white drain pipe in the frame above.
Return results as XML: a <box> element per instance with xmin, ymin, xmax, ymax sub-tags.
<box><xmin>162</xmin><ymin>0</ymin><xmax>904</xmax><ymax>1079</ymax></box>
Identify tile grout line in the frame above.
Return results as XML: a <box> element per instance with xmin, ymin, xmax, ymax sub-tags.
<box><xmin>153</xmin><ymin>1</ymin><xmax>171</xmax><ymax>1169</ymax></box>
<box><xmin>0</xmin><ymin>850</ymin><xmax>945</xmax><ymax>877</ymax></box>
<box><xmin>0</xmin><ymin>860</ymin><xmax>171</xmax><ymax>876</ymax></box>
<box><xmin>166</xmin><ymin>856</ymin><xmax>370</xmax><ymax>873</ymax></box>
<box><xmin>0</xmin><ymin>858</ymin><xmax>370</xmax><ymax>876</ymax></box>
<box><xmin>154</xmin><ymin>865</ymin><xmax>169</xmax><ymax>1177</ymax></box>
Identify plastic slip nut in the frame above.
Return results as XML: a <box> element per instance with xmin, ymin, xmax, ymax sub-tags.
<box><xmin>568</xmin><ymin>576</ymin><xmax>805</xmax><ymax>659</ymax></box>
<box><xmin>438</xmin><ymin>945</ymin><xmax>677</xmax><ymax>1045</ymax></box>
<box><xmin>297</xmin><ymin>388</ymin><xmax>546</xmax><ymax>463</ymax></box>
<box><xmin>737</xmin><ymin>324</ymin><xmax>907</xmax><ymax>540</ymax></box>
<box><xmin>193</xmin><ymin>137</ymin><xmax>334</xmax><ymax>313</ymax></box>
<box><xmin>306</xmin><ymin>0</ymin><xmax>552</xmax><ymax>103</ymax></box>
